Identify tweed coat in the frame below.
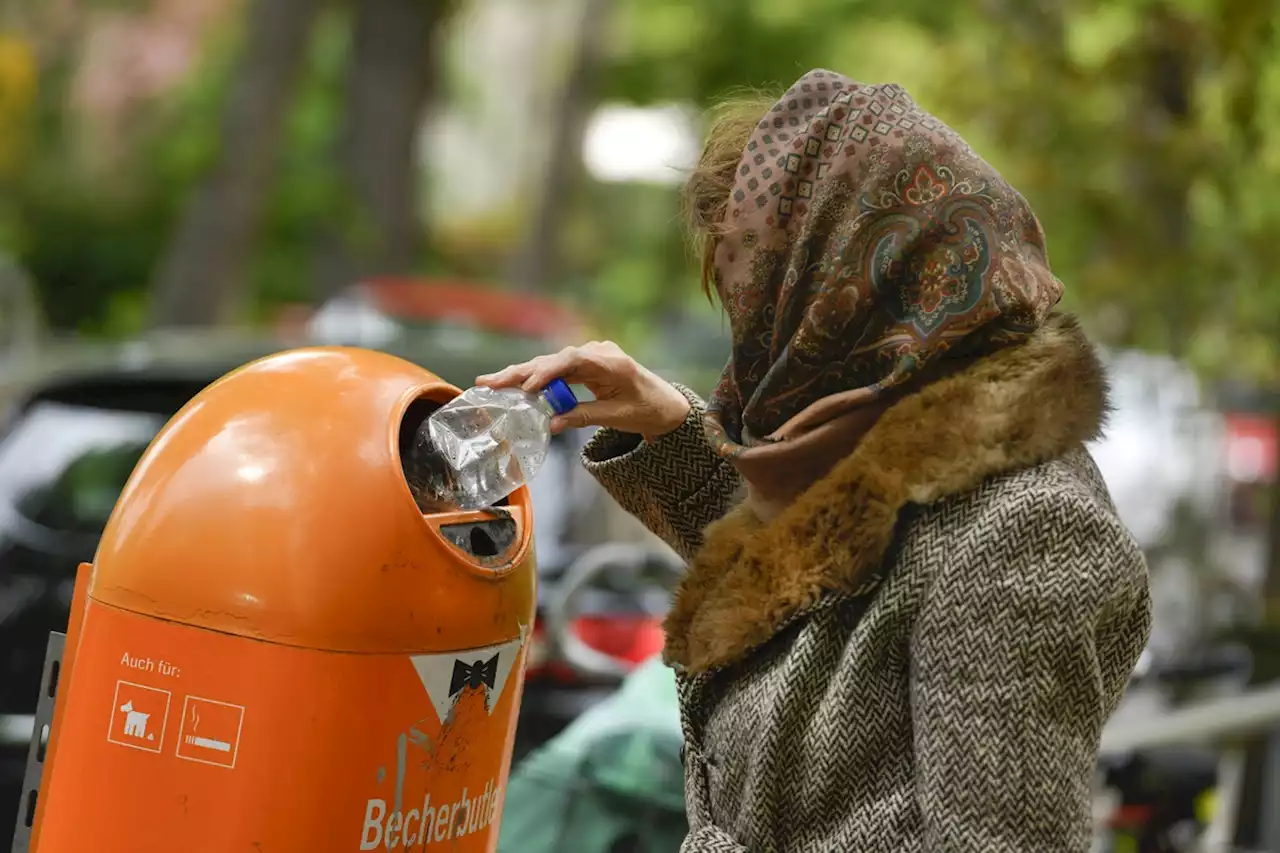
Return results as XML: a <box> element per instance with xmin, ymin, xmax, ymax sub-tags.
<box><xmin>582</xmin><ymin>315</ymin><xmax>1152</xmax><ymax>852</ymax></box>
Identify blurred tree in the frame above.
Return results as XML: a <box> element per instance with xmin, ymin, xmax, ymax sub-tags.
<box><xmin>508</xmin><ymin>0</ymin><xmax>614</xmax><ymax>294</ymax></box>
<box><xmin>581</xmin><ymin>0</ymin><xmax>1280</xmax><ymax>382</ymax></box>
<box><xmin>0</xmin><ymin>30</ymin><xmax>35</xmax><ymax>178</ymax></box>
<box><xmin>0</xmin><ymin>250</ymin><xmax>42</xmax><ymax>355</ymax></box>
<box><xmin>148</xmin><ymin>0</ymin><xmax>322</xmax><ymax>327</ymax></box>
<box><xmin>964</xmin><ymin>0</ymin><xmax>1280</xmax><ymax>381</ymax></box>
<box><xmin>3</xmin><ymin>0</ymin><xmax>446</xmax><ymax>333</ymax></box>
<box><xmin>1</xmin><ymin>0</ymin><xmax>1276</xmax><ymax>370</ymax></box>
<box><xmin>313</xmin><ymin>0</ymin><xmax>451</xmax><ymax>299</ymax></box>
<box><xmin>0</xmin><ymin>2</ymin><xmax>139</xmax><ymax>333</ymax></box>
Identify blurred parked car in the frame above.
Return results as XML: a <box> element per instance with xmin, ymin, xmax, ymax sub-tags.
<box><xmin>304</xmin><ymin>277</ymin><xmax>589</xmax><ymax>357</ymax></box>
<box><xmin>2</xmin><ymin>281</ymin><xmax>677</xmax><ymax>840</ymax></box>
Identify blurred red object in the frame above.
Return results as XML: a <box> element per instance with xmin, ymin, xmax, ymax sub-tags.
<box><xmin>569</xmin><ymin>613</ymin><xmax>666</xmax><ymax>665</ymax></box>
<box><xmin>1106</xmin><ymin>804</ymin><xmax>1153</xmax><ymax>830</ymax></box>
<box><xmin>525</xmin><ymin>615</ymin><xmax>665</xmax><ymax>684</ymax></box>
<box><xmin>1224</xmin><ymin>413</ymin><xmax>1277</xmax><ymax>484</ymax></box>
<box><xmin>359</xmin><ymin>278</ymin><xmax>588</xmax><ymax>342</ymax></box>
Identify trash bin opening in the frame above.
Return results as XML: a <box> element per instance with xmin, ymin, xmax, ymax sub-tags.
<box><xmin>396</xmin><ymin>395</ymin><xmax>510</xmax><ymax>512</ymax></box>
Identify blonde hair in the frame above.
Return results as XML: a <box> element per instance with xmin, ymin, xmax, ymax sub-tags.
<box><xmin>682</xmin><ymin>91</ymin><xmax>781</xmax><ymax>301</ymax></box>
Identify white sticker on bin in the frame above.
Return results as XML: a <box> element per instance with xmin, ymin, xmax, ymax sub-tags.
<box><xmin>410</xmin><ymin>625</ymin><xmax>527</xmax><ymax>723</ymax></box>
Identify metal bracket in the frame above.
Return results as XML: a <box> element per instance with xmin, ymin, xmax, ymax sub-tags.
<box><xmin>10</xmin><ymin>632</ymin><xmax>64</xmax><ymax>853</ymax></box>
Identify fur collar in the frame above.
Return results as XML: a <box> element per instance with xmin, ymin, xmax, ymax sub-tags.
<box><xmin>662</xmin><ymin>313</ymin><xmax>1110</xmax><ymax>675</ymax></box>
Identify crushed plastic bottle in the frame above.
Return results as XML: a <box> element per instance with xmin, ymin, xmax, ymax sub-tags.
<box><xmin>401</xmin><ymin>379</ymin><xmax>578</xmax><ymax>512</ymax></box>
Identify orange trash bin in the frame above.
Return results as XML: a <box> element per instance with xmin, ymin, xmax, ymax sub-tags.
<box><xmin>29</xmin><ymin>347</ymin><xmax>537</xmax><ymax>853</ymax></box>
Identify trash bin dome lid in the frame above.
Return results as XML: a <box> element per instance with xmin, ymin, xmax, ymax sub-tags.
<box><xmin>90</xmin><ymin>346</ymin><xmax>534</xmax><ymax>653</ymax></box>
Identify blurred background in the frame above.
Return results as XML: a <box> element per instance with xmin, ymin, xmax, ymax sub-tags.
<box><xmin>1</xmin><ymin>0</ymin><xmax>1278</xmax><ymax>851</ymax></box>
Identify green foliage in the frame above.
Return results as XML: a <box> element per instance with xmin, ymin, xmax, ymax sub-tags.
<box><xmin>248</xmin><ymin>7</ymin><xmax>351</xmax><ymax>317</ymax></box>
<box><xmin>3</xmin><ymin>0</ymin><xmax>1279</xmax><ymax>388</ymax></box>
<box><xmin>589</xmin><ymin>0</ymin><xmax>1280</xmax><ymax>384</ymax></box>
<box><xmin>1</xmin><ymin>3</ymin><xmax>355</xmax><ymax>334</ymax></box>
<box><xmin>0</xmin><ymin>8</ymin><xmax>233</xmax><ymax>335</ymax></box>
<box><xmin>6</xmin><ymin>180</ymin><xmax>170</xmax><ymax>334</ymax></box>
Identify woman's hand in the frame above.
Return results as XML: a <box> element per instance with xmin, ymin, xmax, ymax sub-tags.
<box><xmin>477</xmin><ymin>341</ymin><xmax>691</xmax><ymax>441</ymax></box>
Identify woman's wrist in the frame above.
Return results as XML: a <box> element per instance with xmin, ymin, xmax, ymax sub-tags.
<box><xmin>639</xmin><ymin>380</ymin><xmax>693</xmax><ymax>444</ymax></box>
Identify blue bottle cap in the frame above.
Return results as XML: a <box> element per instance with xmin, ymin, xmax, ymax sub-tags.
<box><xmin>542</xmin><ymin>378</ymin><xmax>578</xmax><ymax>416</ymax></box>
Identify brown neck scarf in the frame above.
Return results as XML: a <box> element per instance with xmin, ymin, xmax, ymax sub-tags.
<box><xmin>703</xmin><ymin>70</ymin><xmax>1064</xmax><ymax>518</ymax></box>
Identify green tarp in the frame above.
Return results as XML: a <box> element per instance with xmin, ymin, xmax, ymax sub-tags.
<box><xmin>498</xmin><ymin>656</ymin><xmax>687</xmax><ymax>853</ymax></box>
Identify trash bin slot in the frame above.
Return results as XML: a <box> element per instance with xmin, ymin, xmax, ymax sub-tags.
<box><xmin>439</xmin><ymin>516</ymin><xmax>518</xmax><ymax>562</ymax></box>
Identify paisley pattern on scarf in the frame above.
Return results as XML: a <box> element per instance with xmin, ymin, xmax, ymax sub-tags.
<box><xmin>865</xmin><ymin>164</ymin><xmax>993</xmax><ymax>333</ymax></box>
<box><xmin>704</xmin><ymin>70</ymin><xmax>1064</xmax><ymax>458</ymax></box>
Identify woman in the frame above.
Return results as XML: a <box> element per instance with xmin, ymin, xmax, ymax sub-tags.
<box><xmin>481</xmin><ymin>69</ymin><xmax>1151</xmax><ymax>852</ymax></box>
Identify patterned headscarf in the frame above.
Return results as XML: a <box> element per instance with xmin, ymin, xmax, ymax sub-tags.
<box><xmin>704</xmin><ymin>70</ymin><xmax>1063</xmax><ymax>461</ymax></box>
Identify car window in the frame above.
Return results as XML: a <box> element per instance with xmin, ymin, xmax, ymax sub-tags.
<box><xmin>0</xmin><ymin>400</ymin><xmax>166</xmax><ymax>535</ymax></box>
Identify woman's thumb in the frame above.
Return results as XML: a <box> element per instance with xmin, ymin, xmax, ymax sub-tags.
<box><xmin>550</xmin><ymin>399</ymin><xmax>630</xmax><ymax>433</ymax></box>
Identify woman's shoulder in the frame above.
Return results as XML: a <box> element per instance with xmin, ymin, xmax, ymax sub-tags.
<box><xmin>993</xmin><ymin>444</ymin><xmax>1119</xmax><ymax>516</ymax></box>
<box><xmin>922</xmin><ymin>444</ymin><xmax>1120</xmax><ymax>524</ymax></box>
<box><xmin>900</xmin><ymin>445</ymin><xmax>1146</xmax><ymax>590</ymax></box>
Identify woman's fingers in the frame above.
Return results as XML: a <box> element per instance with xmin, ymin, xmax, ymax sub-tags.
<box><xmin>521</xmin><ymin>352</ymin><xmax>589</xmax><ymax>393</ymax></box>
<box><xmin>479</xmin><ymin>343</ymin><xmax>631</xmax><ymax>394</ymax></box>
<box><xmin>522</xmin><ymin>345</ymin><xmax>618</xmax><ymax>392</ymax></box>
<box><xmin>475</xmin><ymin>362</ymin><xmax>535</xmax><ymax>388</ymax></box>
<box><xmin>477</xmin><ymin>348</ymin><xmax>582</xmax><ymax>391</ymax></box>
<box><xmin>478</xmin><ymin>342</ymin><xmax>685</xmax><ymax>439</ymax></box>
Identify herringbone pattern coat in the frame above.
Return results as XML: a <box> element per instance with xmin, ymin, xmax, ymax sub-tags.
<box><xmin>583</xmin><ymin>316</ymin><xmax>1152</xmax><ymax>852</ymax></box>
